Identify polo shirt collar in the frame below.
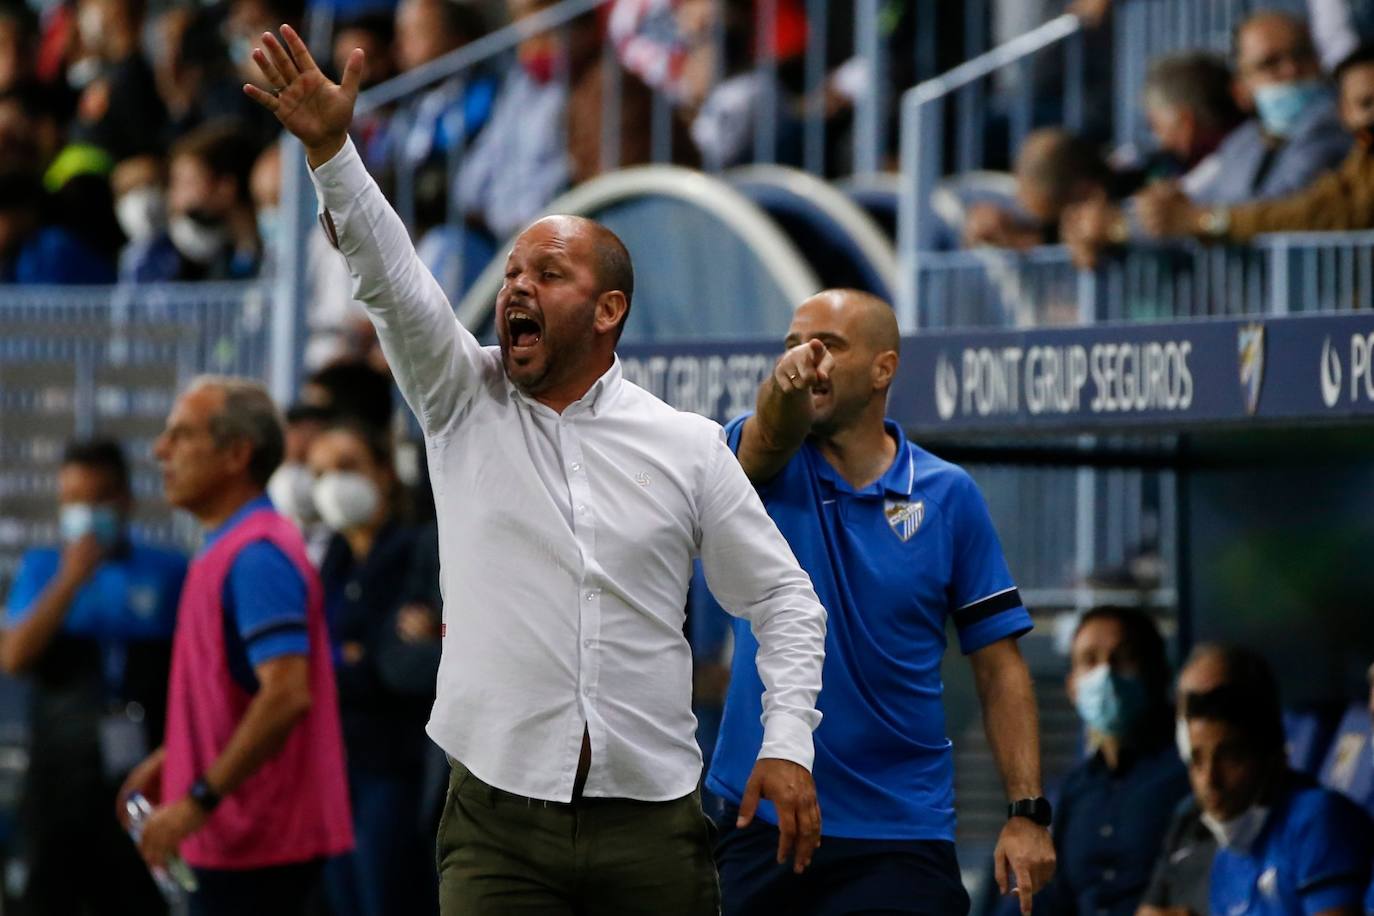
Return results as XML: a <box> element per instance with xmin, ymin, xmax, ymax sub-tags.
<box><xmin>810</xmin><ymin>419</ymin><xmax>914</xmax><ymax>499</ymax></box>
<box><xmin>204</xmin><ymin>493</ymin><xmax>273</xmax><ymax>548</ymax></box>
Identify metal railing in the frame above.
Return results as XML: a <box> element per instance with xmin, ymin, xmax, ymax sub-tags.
<box><xmin>896</xmin><ymin>13</ymin><xmax>1086</xmax><ymax>329</ymax></box>
<box><xmin>914</xmin><ymin>233</ymin><xmax>1374</xmax><ymax>330</ymax></box>
<box><xmin>280</xmin><ymin>0</ymin><xmax>950</xmax><ymax>321</ymax></box>
<box><xmin>0</xmin><ymin>281</ymin><xmax>274</xmax><ymax>594</ymax></box>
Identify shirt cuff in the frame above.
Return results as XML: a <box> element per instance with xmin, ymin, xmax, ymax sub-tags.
<box><xmin>758</xmin><ymin>712</ymin><xmax>815</xmax><ymax>771</ymax></box>
<box><xmin>307</xmin><ymin>135</ymin><xmax>367</xmax><ymax>214</ymax></box>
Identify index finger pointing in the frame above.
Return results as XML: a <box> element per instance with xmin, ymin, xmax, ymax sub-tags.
<box><xmin>1015</xmin><ymin>863</ymin><xmax>1034</xmax><ymax>915</ymax></box>
<box><xmin>280</xmin><ymin>23</ymin><xmax>320</xmax><ymax>74</ymax></box>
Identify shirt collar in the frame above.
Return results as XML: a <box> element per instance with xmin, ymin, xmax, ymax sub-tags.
<box><xmin>203</xmin><ymin>493</ymin><xmax>273</xmax><ymax>548</ymax></box>
<box><xmin>509</xmin><ymin>357</ymin><xmax>623</xmax><ymax>419</ymax></box>
<box><xmin>810</xmin><ymin>419</ymin><xmax>914</xmax><ymax>499</ymax></box>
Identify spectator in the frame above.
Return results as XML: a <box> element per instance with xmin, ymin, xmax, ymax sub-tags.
<box><xmin>455</xmin><ymin>0</ymin><xmax>571</xmax><ymax>239</ymax></box>
<box><xmin>390</xmin><ymin>0</ymin><xmax>496</xmax><ymax>174</ymax></box>
<box><xmin>332</xmin><ymin>13</ymin><xmax>395</xmax><ymax>168</ymax></box>
<box><xmin>1</xmin><ymin>439</ymin><xmax>186</xmax><ymax>916</ymax></box>
<box><xmin>1037</xmin><ymin>606</ymin><xmax>1191</xmax><ymax>916</ymax></box>
<box><xmin>250</xmin><ymin>141</ymin><xmax>368</xmax><ymax>369</ymax></box>
<box><xmin>565</xmin><ymin>0</ymin><xmax>697</xmax><ymax>183</ymax></box>
<box><xmin>123</xmin><ymin>377</ymin><xmax>353</xmax><ymax>913</ymax></box>
<box><xmin>299</xmin><ymin>359</ymin><xmax>395</xmax><ymax>433</ymax></box>
<box><xmin>1187</xmin><ymin>10</ymin><xmax>1350</xmax><ymax>204</ymax></box>
<box><xmin>122</xmin><ymin>119</ymin><xmax>263</xmax><ymax>282</ymax></box>
<box><xmin>1135</xmin><ymin>52</ymin><xmax>1244</xmax><ymax>185</ymax></box>
<box><xmin>964</xmin><ymin>128</ymin><xmax>1115</xmax><ymax>250</ymax></box>
<box><xmin>1135</xmin><ymin>44</ymin><xmax>1374</xmax><ymax>242</ymax></box>
<box><xmin>1066</xmin><ymin>13</ymin><xmax>1355</xmax><ymax>269</ymax></box>
<box><xmin>308</xmin><ymin>422</ymin><xmax>435</xmax><ymax>916</ymax></box>
<box><xmin>67</xmin><ymin>0</ymin><xmax>168</xmax><ymax>160</ymax></box>
<box><xmin>266</xmin><ymin>402</ymin><xmax>336</xmax><ymax>564</ymax></box>
<box><xmin>1137</xmin><ymin>643</ymin><xmax>1244</xmax><ymax>916</ymax></box>
<box><xmin>110</xmin><ymin>153</ymin><xmax>178</xmax><ymax>284</ymax></box>
<box><xmin>162</xmin><ymin>0</ymin><xmax>296</xmax><ymax>143</ymax></box>
<box><xmin>1186</xmin><ymin>671</ymin><xmax>1374</xmax><ymax>914</ymax></box>
<box><xmin>0</xmin><ymin>166</ymin><xmax>117</xmax><ymax>283</ymax></box>
<box><xmin>0</xmin><ymin>81</ymin><xmax>69</xmax><ymax>176</ymax></box>
<box><xmin>0</xmin><ymin>3</ymin><xmax>38</xmax><ymax>93</ymax></box>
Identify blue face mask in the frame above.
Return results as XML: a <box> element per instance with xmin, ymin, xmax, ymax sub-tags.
<box><xmin>1253</xmin><ymin>79</ymin><xmax>1328</xmax><ymax>138</ymax></box>
<box><xmin>1073</xmin><ymin>663</ymin><xmax>1147</xmax><ymax>739</ymax></box>
<box><xmin>59</xmin><ymin>503</ymin><xmax>122</xmax><ymax>548</ymax></box>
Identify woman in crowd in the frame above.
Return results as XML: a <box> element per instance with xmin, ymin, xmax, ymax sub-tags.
<box><xmin>307</xmin><ymin>420</ymin><xmax>437</xmax><ymax>916</ymax></box>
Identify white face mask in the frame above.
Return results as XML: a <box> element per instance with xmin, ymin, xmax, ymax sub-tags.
<box><xmin>1200</xmin><ymin>804</ymin><xmax>1270</xmax><ymax>852</ymax></box>
<box><xmin>168</xmin><ymin>214</ymin><xmax>229</xmax><ymax>264</ymax></box>
<box><xmin>267</xmin><ymin>462</ymin><xmax>319</xmax><ymax>527</ymax></box>
<box><xmin>312</xmin><ymin>471</ymin><xmax>380</xmax><ymax>532</ymax></box>
<box><xmin>1176</xmin><ymin>717</ymin><xmax>1192</xmax><ymax>763</ymax></box>
<box><xmin>115</xmin><ymin>187</ymin><xmax>167</xmax><ymax>245</ymax></box>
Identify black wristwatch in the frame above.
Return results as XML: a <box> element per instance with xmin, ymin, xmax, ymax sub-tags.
<box><xmin>188</xmin><ymin>776</ymin><xmax>222</xmax><ymax>813</ymax></box>
<box><xmin>1007</xmin><ymin>797</ymin><xmax>1052</xmax><ymax>827</ymax></box>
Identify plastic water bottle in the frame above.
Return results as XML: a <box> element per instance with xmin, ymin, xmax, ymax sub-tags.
<box><xmin>124</xmin><ymin>793</ymin><xmax>199</xmax><ymax>901</ymax></box>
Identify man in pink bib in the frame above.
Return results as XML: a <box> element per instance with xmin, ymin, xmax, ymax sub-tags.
<box><xmin>120</xmin><ymin>376</ymin><xmax>353</xmax><ymax>915</ymax></box>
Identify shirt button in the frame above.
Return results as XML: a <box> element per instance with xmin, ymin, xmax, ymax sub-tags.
<box><xmin>583</xmin><ymin>639</ymin><xmax>594</xmax><ymax>648</ymax></box>
<box><xmin>576</xmin><ymin>504</ymin><xmax>586</xmax><ymax>513</ymax></box>
<box><xmin>586</xmin><ymin>591</ymin><xmax>597</xmax><ymax>601</ymax></box>
<box><xmin>345</xmin><ymin>582</ymin><xmax>362</xmax><ymax>602</ymax></box>
<box><xmin>1102</xmin><ymin>869</ymin><xmax>1116</xmax><ymax>882</ymax></box>
<box><xmin>571</xmin><ymin>462</ymin><xmax>581</xmax><ymax>471</ymax></box>
<box><xmin>1099</xmin><ymin>824</ymin><xmax>1114</xmax><ymax>838</ymax></box>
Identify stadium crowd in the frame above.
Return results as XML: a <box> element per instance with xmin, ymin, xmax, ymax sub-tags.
<box><xmin>3</xmin><ymin>0</ymin><xmax>1374</xmax><ymax>914</ymax></box>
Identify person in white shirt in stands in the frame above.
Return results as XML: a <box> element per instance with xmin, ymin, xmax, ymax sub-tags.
<box><xmin>244</xmin><ymin>26</ymin><xmax>828</xmax><ymax>916</ymax></box>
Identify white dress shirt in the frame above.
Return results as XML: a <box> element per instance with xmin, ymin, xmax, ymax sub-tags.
<box><xmin>310</xmin><ymin>138</ymin><xmax>826</xmax><ymax>803</ymax></box>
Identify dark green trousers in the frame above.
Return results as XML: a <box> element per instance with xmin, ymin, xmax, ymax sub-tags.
<box><xmin>437</xmin><ymin>760</ymin><xmax>720</xmax><ymax>915</ymax></box>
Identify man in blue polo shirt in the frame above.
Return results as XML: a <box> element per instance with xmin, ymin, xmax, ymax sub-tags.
<box><xmin>2</xmin><ymin>439</ymin><xmax>186</xmax><ymax>916</ymax></box>
<box><xmin>1184</xmin><ymin>672</ymin><xmax>1373</xmax><ymax>916</ymax></box>
<box><xmin>707</xmin><ymin>289</ymin><xmax>1055</xmax><ymax>915</ymax></box>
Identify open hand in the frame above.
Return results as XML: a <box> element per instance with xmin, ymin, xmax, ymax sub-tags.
<box><xmin>243</xmin><ymin>24</ymin><xmax>362</xmax><ymax>166</ymax></box>
<box><xmin>736</xmin><ymin>757</ymin><xmax>821</xmax><ymax>874</ymax></box>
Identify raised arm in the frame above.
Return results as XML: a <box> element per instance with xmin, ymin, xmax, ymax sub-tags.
<box><xmin>244</xmin><ymin>27</ymin><xmax>487</xmax><ymax>438</ymax></box>
<box><xmin>735</xmin><ymin>340</ymin><xmax>834</xmax><ymax>484</ymax></box>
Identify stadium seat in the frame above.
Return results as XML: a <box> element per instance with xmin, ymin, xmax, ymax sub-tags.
<box><xmin>728</xmin><ymin>165</ymin><xmax>896</xmax><ymax>302</ymax></box>
<box><xmin>1284</xmin><ymin>706</ymin><xmax>1342</xmax><ymax>777</ymax></box>
<box><xmin>1318</xmin><ymin>703</ymin><xmax>1374</xmax><ymax>816</ymax></box>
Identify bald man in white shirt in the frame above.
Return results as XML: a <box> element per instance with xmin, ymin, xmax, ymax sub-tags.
<box><xmin>245</xmin><ymin>27</ymin><xmax>827</xmax><ymax>915</ymax></box>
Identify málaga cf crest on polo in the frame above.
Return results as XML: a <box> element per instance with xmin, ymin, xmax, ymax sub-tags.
<box><xmin>884</xmin><ymin>499</ymin><xmax>925</xmax><ymax>542</ymax></box>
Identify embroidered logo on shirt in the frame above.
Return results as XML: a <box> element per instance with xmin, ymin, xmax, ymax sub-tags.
<box><xmin>884</xmin><ymin>499</ymin><xmax>925</xmax><ymax>542</ymax></box>
<box><xmin>634</xmin><ymin>473</ymin><xmax>651</xmax><ymax>487</ymax></box>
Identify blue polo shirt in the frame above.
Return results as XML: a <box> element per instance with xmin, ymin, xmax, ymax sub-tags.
<box><xmin>6</xmin><ymin>541</ymin><xmax>185</xmax><ymax>642</ymax></box>
<box><xmin>705</xmin><ymin>416</ymin><xmax>1032</xmax><ymax>840</ymax></box>
<box><xmin>1210</xmin><ymin>782</ymin><xmax>1374</xmax><ymax>916</ymax></box>
<box><xmin>203</xmin><ymin>496</ymin><xmax>310</xmax><ymax>692</ymax></box>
